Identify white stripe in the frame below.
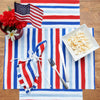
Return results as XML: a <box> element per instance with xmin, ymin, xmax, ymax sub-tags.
<box><xmin>22</xmin><ymin>3</ymin><xmax>80</xmax><ymax>6</ymax></box>
<box><xmin>72</xmin><ymin>59</ymin><xmax>75</xmax><ymax>89</ymax></box>
<box><xmin>20</xmin><ymin>90</ymin><xmax>82</xmax><ymax>95</ymax></box>
<box><xmin>30</xmin><ymin>14</ymin><xmax>42</xmax><ymax>22</ymax></box>
<box><xmin>19</xmin><ymin>64</ymin><xmax>29</xmax><ymax>88</ymax></box>
<box><xmin>30</xmin><ymin>9</ymin><xmax>43</xmax><ymax>16</ymax></box>
<box><xmin>17</xmin><ymin>38</ymin><xmax>22</xmax><ymax>89</ymax></box>
<box><xmin>30</xmin><ymin>5</ymin><xmax>43</xmax><ymax>13</ymax></box>
<box><xmin>24</xmin><ymin>28</ymin><xmax>27</xmax><ymax>59</ymax></box>
<box><xmin>65</xmin><ymin>28</ymin><xmax>69</xmax><ymax>86</ymax></box>
<box><xmin>4</xmin><ymin>36</ymin><xmax>8</xmax><ymax>89</ymax></box>
<box><xmin>41</xmin><ymin>28</ymin><xmax>45</xmax><ymax>88</ymax></box>
<box><xmin>85</xmin><ymin>56</ymin><xmax>88</xmax><ymax>89</ymax></box>
<box><xmin>53</xmin><ymin>28</ymin><xmax>56</xmax><ymax>89</ymax></box>
<box><xmin>43</xmin><ymin>19</ymin><xmax>80</xmax><ymax>22</ymax></box>
<box><xmin>60</xmin><ymin>28</ymin><xmax>63</xmax><ymax>89</ymax></box>
<box><xmin>29</xmin><ymin>17</ymin><xmax>41</xmax><ymax>25</ymax></box>
<box><xmin>25</xmin><ymin>62</ymin><xmax>34</xmax><ymax>84</ymax></box>
<box><xmin>78</xmin><ymin>60</ymin><xmax>81</xmax><ymax>89</ymax></box>
<box><xmin>91</xmin><ymin>53</ymin><xmax>94</xmax><ymax>89</ymax></box>
<box><xmin>47</xmin><ymin>28</ymin><xmax>51</xmax><ymax>88</ymax></box>
<box><xmin>30</xmin><ymin>13</ymin><xmax>43</xmax><ymax>20</ymax></box>
<box><xmin>15</xmin><ymin>12</ymin><xmax>30</xmax><ymax>16</ymax></box>
<box><xmin>26</xmin><ymin>24</ymin><xmax>80</xmax><ymax>28</ymax></box>
<box><xmin>29</xmin><ymin>28</ymin><xmax>32</xmax><ymax>56</ymax></box>
<box><xmin>42</xmin><ymin>9</ymin><xmax>80</xmax><ymax>15</ymax></box>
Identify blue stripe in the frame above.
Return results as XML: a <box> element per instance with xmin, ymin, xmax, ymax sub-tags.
<box><xmin>27</xmin><ymin>28</ymin><xmax>30</xmax><ymax>58</ymax></box>
<box><xmin>93</xmin><ymin>51</ymin><xmax>95</xmax><ymax>89</ymax></box>
<box><xmin>92</xmin><ymin>28</ymin><xmax>95</xmax><ymax>89</ymax></box>
<box><xmin>62</xmin><ymin>29</ymin><xmax>66</xmax><ymax>89</ymax></box>
<box><xmin>50</xmin><ymin>28</ymin><xmax>53</xmax><ymax>89</ymax></box>
<box><xmin>32</xmin><ymin>28</ymin><xmax>36</xmax><ymax>53</ymax></box>
<box><xmin>20</xmin><ymin>89</ymin><xmax>82</xmax><ymax>91</ymax></box>
<box><xmin>35</xmin><ymin>40</ymin><xmax>47</xmax><ymax>55</ymax></box>
<box><xmin>36</xmin><ymin>6</ymin><xmax>80</xmax><ymax>9</ymax></box>
<box><xmin>27</xmin><ymin>60</ymin><xmax>35</xmax><ymax>79</ymax></box>
<box><xmin>14</xmin><ymin>40</ymin><xmax>18</xmax><ymax>89</ymax></box>
<box><xmin>18</xmin><ymin>74</ymin><xmax>21</xmax><ymax>78</ymax></box>
<box><xmin>42</xmin><ymin>22</ymin><xmax>80</xmax><ymax>25</ymax></box>
<box><xmin>3</xmin><ymin>37</ymin><xmax>6</xmax><ymax>89</ymax></box>
<box><xmin>75</xmin><ymin>61</ymin><xmax>79</xmax><ymax>89</ymax></box>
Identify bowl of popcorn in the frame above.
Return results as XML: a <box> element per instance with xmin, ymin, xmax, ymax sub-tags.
<box><xmin>62</xmin><ymin>24</ymin><xmax>99</xmax><ymax>61</ymax></box>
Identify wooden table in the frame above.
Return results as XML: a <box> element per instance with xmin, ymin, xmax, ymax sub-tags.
<box><xmin>0</xmin><ymin>0</ymin><xmax>100</xmax><ymax>100</ymax></box>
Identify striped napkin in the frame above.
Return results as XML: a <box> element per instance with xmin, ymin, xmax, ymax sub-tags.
<box><xmin>17</xmin><ymin>40</ymin><xmax>47</xmax><ymax>93</ymax></box>
<box><xmin>21</xmin><ymin>0</ymin><xmax>80</xmax><ymax>28</ymax></box>
<box><xmin>19</xmin><ymin>89</ymin><xmax>83</xmax><ymax>100</ymax></box>
<box><xmin>3</xmin><ymin>27</ymin><xmax>95</xmax><ymax>90</ymax></box>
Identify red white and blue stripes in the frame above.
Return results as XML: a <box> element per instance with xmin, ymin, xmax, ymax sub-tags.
<box><xmin>3</xmin><ymin>27</ymin><xmax>95</xmax><ymax>90</ymax></box>
<box><xmin>21</xmin><ymin>3</ymin><xmax>80</xmax><ymax>28</ymax></box>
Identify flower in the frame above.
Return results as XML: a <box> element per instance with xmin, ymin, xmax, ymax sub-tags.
<box><xmin>7</xmin><ymin>30</ymin><xmax>19</xmax><ymax>41</ymax></box>
<box><xmin>0</xmin><ymin>9</ymin><xmax>27</xmax><ymax>29</ymax></box>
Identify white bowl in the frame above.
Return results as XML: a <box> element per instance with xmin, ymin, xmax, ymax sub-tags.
<box><xmin>62</xmin><ymin>24</ymin><xmax>99</xmax><ymax>61</ymax></box>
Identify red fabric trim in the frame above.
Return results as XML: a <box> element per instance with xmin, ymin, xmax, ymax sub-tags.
<box><xmin>81</xmin><ymin>57</ymin><xmax>85</xmax><ymax>89</ymax></box>
<box><xmin>7</xmin><ymin>39</ymin><xmax>12</xmax><ymax>89</ymax></box>
<box><xmin>55</xmin><ymin>29</ymin><xmax>60</xmax><ymax>89</ymax></box>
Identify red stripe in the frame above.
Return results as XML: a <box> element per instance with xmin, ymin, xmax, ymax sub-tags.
<box><xmin>16</xmin><ymin>16</ymin><xmax>41</xmax><ymax>28</ymax></box>
<box><xmin>30</xmin><ymin>4</ymin><xmax>43</xmax><ymax>14</ymax></box>
<box><xmin>55</xmin><ymin>29</ymin><xmax>60</xmax><ymax>89</ymax></box>
<box><xmin>21</xmin><ymin>0</ymin><xmax>79</xmax><ymax>3</ymax></box>
<box><xmin>21</xmin><ymin>62</ymin><xmax>33</xmax><ymax>88</ymax></box>
<box><xmin>43</xmin><ymin>15</ymin><xmax>80</xmax><ymax>19</ymax></box>
<box><xmin>30</xmin><ymin>9</ymin><xmax>43</xmax><ymax>18</ymax></box>
<box><xmin>81</xmin><ymin>57</ymin><xmax>85</xmax><ymax>89</ymax></box>
<box><xmin>30</xmin><ymin>14</ymin><xmax>42</xmax><ymax>21</ymax></box>
<box><xmin>39</xmin><ymin>44</ymin><xmax>45</xmax><ymax>56</ymax></box>
<box><xmin>19</xmin><ymin>79</ymin><xmax>24</xmax><ymax>84</ymax></box>
<box><xmin>37</xmin><ymin>29</ymin><xmax>42</xmax><ymax>89</ymax></box>
<box><xmin>7</xmin><ymin>39</ymin><xmax>12</xmax><ymax>89</ymax></box>
<box><xmin>15</xmin><ymin>12</ymin><xmax>30</xmax><ymax>18</ymax></box>
<box><xmin>16</xmin><ymin>15</ymin><xmax>42</xmax><ymax>24</ymax></box>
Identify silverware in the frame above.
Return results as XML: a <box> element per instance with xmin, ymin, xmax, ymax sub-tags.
<box><xmin>48</xmin><ymin>59</ymin><xmax>68</xmax><ymax>89</ymax></box>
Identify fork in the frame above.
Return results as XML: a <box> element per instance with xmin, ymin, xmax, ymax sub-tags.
<box><xmin>48</xmin><ymin>59</ymin><xmax>68</xmax><ymax>89</ymax></box>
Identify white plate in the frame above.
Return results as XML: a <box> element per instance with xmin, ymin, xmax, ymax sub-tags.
<box><xmin>62</xmin><ymin>24</ymin><xmax>99</xmax><ymax>61</ymax></box>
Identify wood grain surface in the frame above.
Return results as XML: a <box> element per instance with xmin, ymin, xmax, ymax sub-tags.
<box><xmin>0</xmin><ymin>0</ymin><xmax>100</xmax><ymax>100</ymax></box>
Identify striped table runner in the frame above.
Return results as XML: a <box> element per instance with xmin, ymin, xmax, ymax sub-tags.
<box><xmin>3</xmin><ymin>27</ymin><xmax>95</xmax><ymax>90</ymax></box>
<box><xmin>21</xmin><ymin>0</ymin><xmax>80</xmax><ymax>28</ymax></box>
<box><xmin>19</xmin><ymin>89</ymin><xmax>83</xmax><ymax>100</ymax></box>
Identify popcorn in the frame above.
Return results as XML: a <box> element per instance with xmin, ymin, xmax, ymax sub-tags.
<box><xmin>67</xmin><ymin>32</ymin><xmax>91</xmax><ymax>55</ymax></box>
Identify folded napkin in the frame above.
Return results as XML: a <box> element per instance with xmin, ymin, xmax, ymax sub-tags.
<box><xmin>17</xmin><ymin>40</ymin><xmax>47</xmax><ymax>93</ymax></box>
<box><xmin>19</xmin><ymin>89</ymin><xmax>83</xmax><ymax>100</ymax></box>
<box><xmin>3</xmin><ymin>27</ymin><xmax>95</xmax><ymax>90</ymax></box>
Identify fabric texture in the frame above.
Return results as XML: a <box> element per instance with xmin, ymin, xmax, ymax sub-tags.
<box><xmin>19</xmin><ymin>89</ymin><xmax>83</xmax><ymax>100</ymax></box>
<box><xmin>3</xmin><ymin>27</ymin><xmax>95</xmax><ymax>90</ymax></box>
<box><xmin>21</xmin><ymin>2</ymin><xmax>80</xmax><ymax>28</ymax></box>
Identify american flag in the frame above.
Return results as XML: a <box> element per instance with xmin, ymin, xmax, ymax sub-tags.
<box><xmin>14</xmin><ymin>2</ymin><xmax>43</xmax><ymax>28</ymax></box>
